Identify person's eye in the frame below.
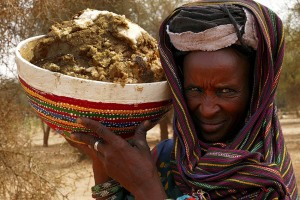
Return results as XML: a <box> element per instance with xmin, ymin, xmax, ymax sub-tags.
<box><xmin>191</xmin><ymin>88</ymin><xmax>200</xmax><ymax>91</ymax></box>
<box><xmin>217</xmin><ymin>88</ymin><xmax>237</xmax><ymax>96</ymax></box>
<box><xmin>184</xmin><ymin>87</ymin><xmax>203</xmax><ymax>97</ymax></box>
<box><xmin>185</xmin><ymin>87</ymin><xmax>203</xmax><ymax>93</ymax></box>
<box><xmin>220</xmin><ymin>88</ymin><xmax>233</xmax><ymax>93</ymax></box>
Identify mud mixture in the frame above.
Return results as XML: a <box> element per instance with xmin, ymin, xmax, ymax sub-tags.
<box><xmin>31</xmin><ymin>9</ymin><xmax>165</xmax><ymax>85</ymax></box>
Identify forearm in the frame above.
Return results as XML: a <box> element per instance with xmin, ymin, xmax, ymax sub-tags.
<box><xmin>92</xmin><ymin>159</ymin><xmax>111</xmax><ymax>184</ymax></box>
<box><xmin>133</xmin><ymin>171</ymin><xmax>167</xmax><ymax>200</ymax></box>
<box><xmin>93</xmin><ymin>161</ymin><xmax>166</xmax><ymax>200</ymax></box>
<box><xmin>92</xmin><ymin>161</ymin><xmax>117</xmax><ymax>200</ymax></box>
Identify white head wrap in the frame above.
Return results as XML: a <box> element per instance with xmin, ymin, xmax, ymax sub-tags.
<box><xmin>167</xmin><ymin>9</ymin><xmax>258</xmax><ymax>51</ymax></box>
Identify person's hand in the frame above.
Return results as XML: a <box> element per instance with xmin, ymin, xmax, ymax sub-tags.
<box><xmin>66</xmin><ymin>136</ymin><xmax>97</xmax><ymax>160</ymax></box>
<box><xmin>66</xmin><ymin>136</ymin><xmax>111</xmax><ymax>184</ymax></box>
<box><xmin>71</xmin><ymin>118</ymin><xmax>166</xmax><ymax>199</ymax></box>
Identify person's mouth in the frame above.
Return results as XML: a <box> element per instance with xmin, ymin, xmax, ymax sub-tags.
<box><xmin>199</xmin><ymin>120</ymin><xmax>225</xmax><ymax>133</ymax></box>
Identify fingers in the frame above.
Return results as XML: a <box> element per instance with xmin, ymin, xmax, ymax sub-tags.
<box><xmin>71</xmin><ymin>132</ymin><xmax>105</xmax><ymax>157</ymax></box>
<box><xmin>134</xmin><ymin>120</ymin><xmax>154</xmax><ymax>141</ymax></box>
<box><xmin>76</xmin><ymin>118</ymin><xmax>120</xmax><ymax>143</ymax></box>
<box><xmin>132</xmin><ymin>120</ymin><xmax>153</xmax><ymax>152</ymax></box>
<box><xmin>71</xmin><ymin>131</ymin><xmax>99</xmax><ymax>146</ymax></box>
<box><xmin>76</xmin><ymin>118</ymin><xmax>153</xmax><ymax>153</ymax></box>
<box><xmin>65</xmin><ymin>137</ymin><xmax>77</xmax><ymax>147</ymax></box>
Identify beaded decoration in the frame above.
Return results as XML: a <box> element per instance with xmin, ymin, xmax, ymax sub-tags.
<box><xmin>19</xmin><ymin>77</ymin><xmax>172</xmax><ymax>141</ymax></box>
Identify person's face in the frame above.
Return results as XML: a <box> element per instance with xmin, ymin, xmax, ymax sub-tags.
<box><xmin>183</xmin><ymin>47</ymin><xmax>250</xmax><ymax>143</ymax></box>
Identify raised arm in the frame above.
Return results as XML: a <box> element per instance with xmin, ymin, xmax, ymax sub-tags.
<box><xmin>70</xmin><ymin>118</ymin><xmax>166</xmax><ymax>200</ymax></box>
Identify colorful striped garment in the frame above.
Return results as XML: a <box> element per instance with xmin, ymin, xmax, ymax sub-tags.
<box><xmin>158</xmin><ymin>0</ymin><xmax>299</xmax><ymax>199</ymax></box>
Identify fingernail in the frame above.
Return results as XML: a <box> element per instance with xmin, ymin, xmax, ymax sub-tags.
<box><xmin>76</xmin><ymin>118</ymin><xmax>83</xmax><ymax>124</ymax></box>
<box><xmin>70</xmin><ymin>132</ymin><xmax>79</xmax><ymax>139</ymax></box>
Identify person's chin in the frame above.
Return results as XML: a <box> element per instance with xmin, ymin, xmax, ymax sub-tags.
<box><xmin>196</xmin><ymin>126</ymin><xmax>227</xmax><ymax>143</ymax></box>
<box><xmin>200</xmin><ymin>132</ymin><xmax>225</xmax><ymax>143</ymax></box>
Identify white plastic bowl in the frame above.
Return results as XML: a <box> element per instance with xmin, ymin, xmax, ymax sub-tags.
<box><xmin>16</xmin><ymin>35</ymin><xmax>172</xmax><ymax>141</ymax></box>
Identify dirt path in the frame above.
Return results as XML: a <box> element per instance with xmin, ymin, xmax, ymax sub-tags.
<box><xmin>29</xmin><ymin>119</ymin><xmax>300</xmax><ymax>199</ymax></box>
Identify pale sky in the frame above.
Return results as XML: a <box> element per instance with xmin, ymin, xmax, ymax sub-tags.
<box><xmin>255</xmin><ymin>0</ymin><xmax>290</xmax><ymax>19</ymax></box>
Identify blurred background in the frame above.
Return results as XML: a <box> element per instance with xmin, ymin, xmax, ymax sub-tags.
<box><xmin>0</xmin><ymin>0</ymin><xmax>299</xmax><ymax>199</ymax></box>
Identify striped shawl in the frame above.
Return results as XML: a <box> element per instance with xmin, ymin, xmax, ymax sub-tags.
<box><xmin>158</xmin><ymin>0</ymin><xmax>299</xmax><ymax>199</ymax></box>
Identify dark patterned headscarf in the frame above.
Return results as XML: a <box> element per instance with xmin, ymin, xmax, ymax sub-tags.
<box><xmin>159</xmin><ymin>0</ymin><xmax>298</xmax><ymax>199</ymax></box>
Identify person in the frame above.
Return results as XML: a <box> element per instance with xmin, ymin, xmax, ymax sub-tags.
<box><xmin>67</xmin><ymin>0</ymin><xmax>299</xmax><ymax>199</ymax></box>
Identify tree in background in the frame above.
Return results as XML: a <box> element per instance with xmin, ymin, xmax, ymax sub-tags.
<box><xmin>277</xmin><ymin>0</ymin><xmax>300</xmax><ymax>115</ymax></box>
<box><xmin>29</xmin><ymin>0</ymin><xmax>186</xmax><ymax>39</ymax></box>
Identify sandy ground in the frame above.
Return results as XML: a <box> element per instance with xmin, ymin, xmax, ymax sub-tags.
<box><xmin>29</xmin><ymin>118</ymin><xmax>300</xmax><ymax>199</ymax></box>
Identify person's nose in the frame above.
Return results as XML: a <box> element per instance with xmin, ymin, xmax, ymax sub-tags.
<box><xmin>199</xmin><ymin>96</ymin><xmax>220</xmax><ymax>118</ymax></box>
